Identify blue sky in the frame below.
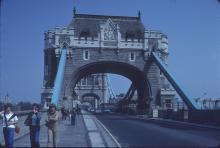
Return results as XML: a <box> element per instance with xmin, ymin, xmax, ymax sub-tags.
<box><xmin>0</xmin><ymin>0</ymin><xmax>220</xmax><ymax>102</ymax></box>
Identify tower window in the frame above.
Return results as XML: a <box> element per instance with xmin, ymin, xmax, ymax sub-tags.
<box><xmin>94</xmin><ymin>76</ymin><xmax>99</xmax><ymax>85</ymax></box>
<box><xmin>129</xmin><ymin>52</ymin><xmax>135</xmax><ymax>61</ymax></box>
<box><xmin>125</xmin><ymin>32</ymin><xmax>135</xmax><ymax>41</ymax></box>
<box><xmin>81</xmin><ymin>77</ymin><xmax>87</xmax><ymax>86</ymax></box>
<box><xmin>83</xmin><ymin>50</ymin><xmax>90</xmax><ymax>60</ymax></box>
<box><xmin>87</xmin><ymin>75</ymin><xmax>94</xmax><ymax>86</ymax></box>
<box><xmin>80</xmin><ymin>31</ymin><xmax>90</xmax><ymax>40</ymax></box>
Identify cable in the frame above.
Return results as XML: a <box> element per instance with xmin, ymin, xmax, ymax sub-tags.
<box><xmin>106</xmin><ymin>74</ymin><xmax>116</xmax><ymax>99</ymax></box>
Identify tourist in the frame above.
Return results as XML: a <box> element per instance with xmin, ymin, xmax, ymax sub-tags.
<box><xmin>24</xmin><ymin>103</ymin><xmax>41</xmax><ymax>148</ymax></box>
<box><xmin>61</xmin><ymin>107</ymin><xmax>65</xmax><ymax>120</ymax></box>
<box><xmin>45</xmin><ymin>103</ymin><xmax>59</xmax><ymax>147</ymax></box>
<box><xmin>61</xmin><ymin>107</ymin><xmax>68</xmax><ymax>120</ymax></box>
<box><xmin>0</xmin><ymin>103</ymin><xmax>18</xmax><ymax>148</ymax></box>
<box><xmin>70</xmin><ymin>109</ymin><xmax>76</xmax><ymax>125</ymax></box>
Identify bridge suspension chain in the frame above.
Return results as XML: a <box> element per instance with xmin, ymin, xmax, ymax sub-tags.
<box><xmin>106</xmin><ymin>74</ymin><xmax>116</xmax><ymax>100</ymax></box>
<box><xmin>151</xmin><ymin>52</ymin><xmax>200</xmax><ymax>110</ymax></box>
<box><xmin>51</xmin><ymin>48</ymin><xmax>67</xmax><ymax>105</ymax></box>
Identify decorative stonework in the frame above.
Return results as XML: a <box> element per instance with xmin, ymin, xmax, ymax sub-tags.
<box><xmin>104</xmin><ymin>26</ymin><xmax>115</xmax><ymax>40</ymax></box>
<box><xmin>103</xmin><ymin>18</ymin><xmax>117</xmax><ymax>41</ymax></box>
<box><xmin>59</xmin><ymin>35</ymin><xmax>70</xmax><ymax>48</ymax></box>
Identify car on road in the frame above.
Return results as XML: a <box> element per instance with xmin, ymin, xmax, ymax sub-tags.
<box><xmin>103</xmin><ymin>109</ymin><xmax>111</xmax><ymax>114</ymax></box>
<box><xmin>94</xmin><ymin>109</ymin><xmax>102</xmax><ymax>114</ymax></box>
<box><xmin>88</xmin><ymin>108</ymin><xmax>95</xmax><ymax>112</ymax></box>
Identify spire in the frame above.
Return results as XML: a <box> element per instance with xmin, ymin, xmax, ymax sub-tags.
<box><xmin>138</xmin><ymin>10</ymin><xmax>141</xmax><ymax>19</ymax></box>
<box><xmin>73</xmin><ymin>7</ymin><xmax>76</xmax><ymax>17</ymax></box>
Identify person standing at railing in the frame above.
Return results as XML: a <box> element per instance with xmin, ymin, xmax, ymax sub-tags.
<box><xmin>24</xmin><ymin>103</ymin><xmax>41</xmax><ymax>148</ymax></box>
<box><xmin>0</xmin><ymin>103</ymin><xmax>18</xmax><ymax>148</ymax></box>
<box><xmin>45</xmin><ymin>103</ymin><xmax>59</xmax><ymax>147</ymax></box>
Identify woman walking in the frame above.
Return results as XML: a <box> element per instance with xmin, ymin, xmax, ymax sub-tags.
<box><xmin>24</xmin><ymin>103</ymin><xmax>41</xmax><ymax>148</ymax></box>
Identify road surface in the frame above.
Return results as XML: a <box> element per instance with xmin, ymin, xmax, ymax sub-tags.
<box><xmin>96</xmin><ymin>114</ymin><xmax>220</xmax><ymax>147</ymax></box>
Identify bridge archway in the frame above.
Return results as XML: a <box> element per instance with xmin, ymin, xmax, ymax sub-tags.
<box><xmin>67</xmin><ymin>61</ymin><xmax>152</xmax><ymax>113</ymax></box>
<box><xmin>81</xmin><ymin>93</ymin><xmax>100</xmax><ymax>109</ymax></box>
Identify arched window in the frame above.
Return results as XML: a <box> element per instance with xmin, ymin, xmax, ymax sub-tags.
<box><xmin>81</xmin><ymin>77</ymin><xmax>87</xmax><ymax>86</ymax></box>
<box><xmin>129</xmin><ymin>52</ymin><xmax>135</xmax><ymax>62</ymax></box>
<box><xmin>87</xmin><ymin>75</ymin><xmax>94</xmax><ymax>86</ymax></box>
<box><xmin>83</xmin><ymin>50</ymin><xmax>90</xmax><ymax>60</ymax></box>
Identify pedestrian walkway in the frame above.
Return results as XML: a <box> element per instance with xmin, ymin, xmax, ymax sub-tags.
<box><xmin>14</xmin><ymin>114</ymin><xmax>89</xmax><ymax>147</ymax></box>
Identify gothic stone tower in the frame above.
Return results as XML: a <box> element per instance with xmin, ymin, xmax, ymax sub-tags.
<box><xmin>41</xmin><ymin>9</ymin><xmax>174</xmax><ymax>112</ymax></box>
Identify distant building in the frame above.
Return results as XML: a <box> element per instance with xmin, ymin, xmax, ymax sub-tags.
<box><xmin>4</xmin><ymin>93</ymin><xmax>11</xmax><ymax>104</ymax></box>
<box><xmin>74</xmin><ymin>73</ymin><xmax>108</xmax><ymax>109</ymax></box>
<box><xmin>195</xmin><ymin>98</ymin><xmax>220</xmax><ymax>110</ymax></box>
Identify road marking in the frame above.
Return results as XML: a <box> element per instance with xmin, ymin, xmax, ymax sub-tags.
<box><xmin>95</xmin><ymin>118</ymin><xmax>122</xmax><ymax>148</ymax></box>
<box><xmin>84</xmin><ymin>118</ymin><xmax>98</xmax><ymax>131</ymax></box>
<box><xmin>88</xmin><ymin>132</ymin><xmax>105</xmax><ymax>147</ymax></box>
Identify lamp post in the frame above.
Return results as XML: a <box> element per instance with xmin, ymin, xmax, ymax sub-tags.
<box><xmin>197</xmin><ymin>92</ymin><xmax>206</xmax><ymax>109</ymax></box>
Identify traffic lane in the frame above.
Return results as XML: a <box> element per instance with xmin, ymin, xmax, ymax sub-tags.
<box><xmin>96</xmin><ymin>114</ymin><xmax>220</xmax><ymax>147</ymax></box>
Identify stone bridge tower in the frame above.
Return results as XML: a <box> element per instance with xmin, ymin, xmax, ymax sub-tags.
<box><xmin>41</xmin><ymin>10</ymin><xmax>174</xmax><ymax>113</ymax></box>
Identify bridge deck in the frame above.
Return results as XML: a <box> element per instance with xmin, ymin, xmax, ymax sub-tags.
<box><xmin>1</xmin><ymin>112</ymin><xmax>219</xmax><ymax>147</ymax></box>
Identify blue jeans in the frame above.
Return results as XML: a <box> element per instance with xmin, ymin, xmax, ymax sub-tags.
<box><xmin>3</xmin><ymin>127</ymin><xmax>14</xmax><ymax>148</ymax></box>
<box><xmin>30</xmin><ymin>126</ymin><xmax>40</xmax><ymax>148</ymax></box>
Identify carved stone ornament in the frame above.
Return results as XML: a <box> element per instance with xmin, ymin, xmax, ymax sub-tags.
<box><xmin>59</xmin><ymin>35</ymin><xmax>70</xmax><ymax>48</ymax></box>
<box><xmin>103</xmin><ymin>19</ymin><xmax>117</xmax><ymax>41</ymax></box>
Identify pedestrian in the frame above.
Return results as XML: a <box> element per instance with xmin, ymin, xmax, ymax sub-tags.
<box><xmin>61</xmin><ymin>107</ymin><xmax>65</xmax><ymax>120</ymax></box>
<box><xmin>24</xmin><ymin>103</ymin><xmax>41</xmax><ymax>148</ymax></box>
<box><xmin>70</xmin><ymin>109</ymin><xmax>76</xmax><ymax>125</ymax></box>
<box><xmin>0</xmin><ymin>103</ymin><xmax>18</xmax><ymax>148</ymax></box>
<box><xmin>76</xmin><ymin>104</ymin><xmax>81</xmax><ymax>114</ymax></box>
<box><xmin>67</xmin><ymin>109</ymin><xmax>71</xmax><ymax>120</ymax></box>
<box><xmin>45</xmin><ymin>103</ymin><xmax>59</xmax><ymax>147</ymax></box>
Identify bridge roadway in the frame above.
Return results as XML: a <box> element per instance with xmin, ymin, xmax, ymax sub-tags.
<box><xmin>96</xmin><ymin>114</ymin><xmax>220</xmax><ymax>147</ymax></box>
<box><xmin>1</xmin><ymin>111</ymin><xmax>220</xmax><ymax>147</ymax></box>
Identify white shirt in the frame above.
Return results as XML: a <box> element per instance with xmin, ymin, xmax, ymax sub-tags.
<box><xmin>1</xmin><ymin>112</ymin><xmax>18</xmax><ymax>128</ymax></box>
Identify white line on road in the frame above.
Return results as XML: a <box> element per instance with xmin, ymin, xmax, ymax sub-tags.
<box><xmin>95</xmin><ymin>118</ymin><xmax>122</xmax><ymax>148</ymax></box>
<box><xmin>88</xmin><ymin>132</ymin><xmax>105</xmax><ymax>147</ymax></box>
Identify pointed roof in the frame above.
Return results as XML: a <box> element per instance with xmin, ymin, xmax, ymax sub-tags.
<box><xmin>68</xmin><ymin>13</ymin><xmax>145</xmax><ymax>38</ymax></box>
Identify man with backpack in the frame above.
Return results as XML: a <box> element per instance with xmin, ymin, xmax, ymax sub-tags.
<box><xmin>0</xmin><ymin>103</ymin><xmax>18</xmax><ymax>148</ymax></box>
